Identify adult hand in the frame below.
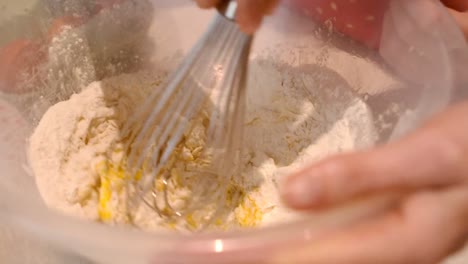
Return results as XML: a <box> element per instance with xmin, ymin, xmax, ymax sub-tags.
<box><xmin>276</xmin><ymin>1</ymin><xmax>468</xmax><ymax>262</ymax></box>
<box><xmin>196</xmin><ymin>0</ymin><xmax>468</xmax><ymax>46</ymax></box>
<box><xmin>279</xmin><ymin>101</ymin><xmax>468</xmax><ymax>263</ymax></box>
<box><xmin>194</xmin><ymin>0</ymin><xmax>278</xmax><ymax>34</ymax></box>
<box><xmin>443</xmin><ymin>0</ymin><xmax>468</xmax><ymax>39</ymax></box>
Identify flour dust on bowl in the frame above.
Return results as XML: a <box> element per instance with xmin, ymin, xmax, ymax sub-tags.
<box><xmin>0</xmin><ymin>0</ymin><xmax>467</xmax><ymax>263</ymax></box>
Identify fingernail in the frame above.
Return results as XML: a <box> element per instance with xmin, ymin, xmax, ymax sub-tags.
<box><xmin>281</xmin><ymin>174</ymin><xmax>321</xmax><ymax>208</ymax></box>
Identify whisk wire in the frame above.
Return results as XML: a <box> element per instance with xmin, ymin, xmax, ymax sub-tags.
<box><xmin>121</xmin><ymin>5</ymin><xmax>253</xmax><ymax>228</ymax></box>
<box><xmin>137</xmin><ymin>16</ymin><xmax>247</xmax><ymax>197</ymax></box>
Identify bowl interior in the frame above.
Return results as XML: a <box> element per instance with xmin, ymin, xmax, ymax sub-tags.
<box><xmin>0</xmin><ymin>0</ymin><xmax>464</xmax><ymax>263</ymax></box>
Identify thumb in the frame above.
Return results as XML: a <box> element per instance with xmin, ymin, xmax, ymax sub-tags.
<box><xmin>281</xmin><ymin>102</ymin><xmax>468</xmax><ymax>210</ymax></box>
<box><xmin>236</xmin><ymin>0</ymin><xmax>279</xmax><ymax>34</ymax></box>
<box><xmin>448</xmin><ymin>8</ymin><xmax>468</xmax><ymax>39</ymax></box>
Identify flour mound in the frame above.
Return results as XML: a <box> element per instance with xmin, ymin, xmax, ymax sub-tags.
<box><xmin>29</xmin><ymin>57</ymin><xmax>376</xmax><ymax>231</ymax></box>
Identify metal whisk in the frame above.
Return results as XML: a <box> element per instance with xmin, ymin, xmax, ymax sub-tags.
<box><xmin>120</xmin><ymin>0</ymin><xmax>252</xmax><ymax>229</ymax></box>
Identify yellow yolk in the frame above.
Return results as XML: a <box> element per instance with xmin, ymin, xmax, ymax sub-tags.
<box><xmin>95</xmin><ymin>160</ymin><xmax>263</xmax><ymax>229</ymax></box>
<box><xmin>96</xmin><ymin>161</ymin><xmax>141</xmax><ymax>222</ymax></box>
<box><xmin>235</xmin><ymin>195</ymin><xmax>263</xmax><ymax>228</ymax></box>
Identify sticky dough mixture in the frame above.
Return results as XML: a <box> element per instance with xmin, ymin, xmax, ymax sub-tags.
<box><xmin>28</xmin><ymin>56</ymin><xmax>377</xmax><ymax>232</ymax></box>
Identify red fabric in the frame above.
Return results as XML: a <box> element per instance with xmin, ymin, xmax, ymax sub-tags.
<box><xmin>288</xmin><ymin>0</ymin><xmax>391</xmax><ymax>49</ymax></box>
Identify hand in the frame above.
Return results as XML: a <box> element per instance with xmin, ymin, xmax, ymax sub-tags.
<box><xmin>194</xmin><ymin>0</ymin><xmax>278</xmax><ymax>34</ymax></box>
<box><xmin>443</xmin><ymin>0</ymin><xmax>468</xmax><ymax>39</ymax></box>
<box><xmin>279</xmin><ymin>84</ymin><xmax>468</xmax><ymax>262</ymax></box>
<box><xmin>278</xmin><ymin>1</ymin><xmax>468</xmax><ymax>261</ymax></box>
<box><xmin>196</xmin><ymin>0</ymin><xmax>467</xmax><ymax>48</ymax></box>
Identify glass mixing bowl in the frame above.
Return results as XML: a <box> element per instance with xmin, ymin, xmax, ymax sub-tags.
<box><xmin>0</xmin><ymin>0</ymin><xmax>467</xmax><ymax>263</ymax></box>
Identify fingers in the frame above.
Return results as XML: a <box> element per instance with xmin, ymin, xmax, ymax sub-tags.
<box><xmin>236</xmin><ymin>0</ymin><xmax>265</xmax><ymax>34</ymax></box>
<box><xmin>195</xmin><ymin>0</ymin><xmax>220</xmax><ymax>8</ymax></box>
<box><xmin>281</xmin><ymin>102</ymin><xmax>468</xmax><ymax>210</ymax></box>
<box><xmin>448</xmin><ymin>8</ymin><xmax>468</xmax><ymax>40</ymax></box>
<box><xmin>442</xmin><ymin>0</ymin><xmax>468</xmax><ymax>40</ymax></box>
<box><xmin>273</xmin><ymin>187</ymin><xmax>468</xmax><ymax>264</ymax></box>
<box><xmin>195</xmin><ymin>0</ymin><xmax>278</xmax><ymax>34</ymax></box>
<box><xmin>259</xmin><ymin>0</ymin><xmax>279</xmax><ymax>15</ymax></box>
<box><xmin>236</xmin><ymin>0</ymin><xmax>278</xmax><ymax>34</ymax></box>
<box><xmin>442</xmin><ymin>0</ymin><xmax>468</xmax><ymax>11</ymax></box>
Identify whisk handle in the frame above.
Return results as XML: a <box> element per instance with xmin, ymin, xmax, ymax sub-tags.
<box><xmin>216</xmin><ymin>0</ymin><xmax>238</xmax><ymax>20</ymax></box>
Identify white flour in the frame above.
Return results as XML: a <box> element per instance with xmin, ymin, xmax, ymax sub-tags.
<box><xmin>24</xmin><ymin>0</ymin><xmax>380</xmax><ymax>232</ymax></box>
<box><xmin>29</xmin><ymin>53</ymin><xmax>377</xmax><ymax>231</ymax></box>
